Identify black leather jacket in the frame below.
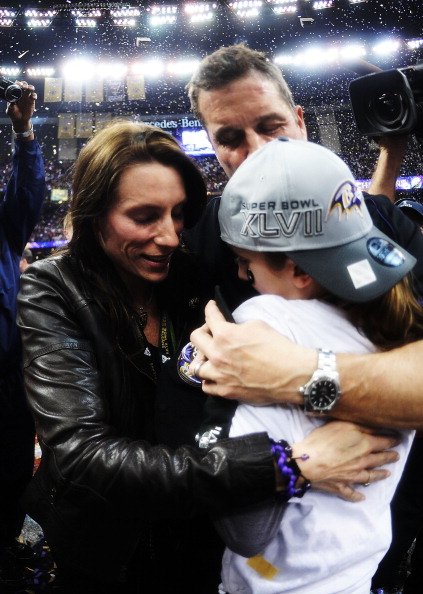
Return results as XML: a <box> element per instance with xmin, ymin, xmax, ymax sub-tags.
<box><xmin>17</xmin><ymin>253</ymin><xmax>275</xmax><ymax>584</ymax></box>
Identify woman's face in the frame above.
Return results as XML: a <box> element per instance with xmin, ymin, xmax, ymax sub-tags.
<box><xmin>98</xmin><ymin>161</ymin><xmax>186</xmax><ymax>284</ymax></box>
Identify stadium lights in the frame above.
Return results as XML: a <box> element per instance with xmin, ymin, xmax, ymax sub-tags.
<box><xmin>15</xmin><ymin>33</ymin><xmax>414</xmax><ymax>85</ymax></box>
<box><xmin>71</xmin><ymin>9</ymin><xmax>102</xmax><ymax>18</ymax></box>
<box><xmin>268</xmin><ymin>0</ymin><xmax>297</xmax><ymax>15</ymax></box>
<box><xmin>112</xmin><ymin>18</ymin><xmax>137</xmax><ymax>27</ymax></box>
<box><xmin>312</xmin><ymin>0</ymin><xmax>334</xmax><ymax>9</ymax></box>
<box><xmin>25</xmin><ymin>9</ymin><xmax>57</xmax><ymax>28</ymax></box>
<box><xmin>184</xmin><ymin>3</ymin><xmax>217</xmax><ymax>24</ymax></box>
<box><xmin>0</xmin><ymin>7</ymin><xmax>16</xmax><ymax>27</ymax></box>
<box><xmin>339</xmin><ymin>44</ymin><xmax>367</xmax><ymax>60</ymax></box>
<box><xmin>272</xmin><ymin>0</ymin><xmax>298</xmax><ymax>16</ymax></box>
<box><xmin>75</xmin><ymin>19</ymin><xmax>97</xmax><ymax>28</ymax></box>
<box><xmin>0</xmin><ymin>66</ymin><xmax>20</xmax><ymax>77</ymax></box>
<box><xmin>167</xmin><ymin>59</ymin><xmax>200</xmax><ymax>76</ymax></box>
<box><xmin>71</xmin><ymin>9</ymin><xmax>102</xmax><ymax>28</ymax></box>
<box><xmin>110</xmin><ymin>7</ymin><xmax>141</xmax><ymax>18</ymax></box>
<box><xmin>298</xmin><ymin>46</ymin><xmax>338</xmax><ymax>67</ymax></box>
<box><xmin>407</xmin><ymin>38</ymin><xmax>423</xmax><ymax>50</ymax></box>
<box><xmin>62</xmin><ymin>60</ymin><xmax>128</xmax><ymax>81</ymax></box>
<box><xmin>372</xmin><ymin>39</ymin><xmax>400</xmax><ymax>56</ymax></box>
<box><xmin>110</xmin><ymin>7</ymin><xmax>140</xmax><ymax>27</ymax></box>
<box><xmin>62</xmin><ymin>59</ymin><xmax>96</xmax><ymax>81</ymax></box>
<box><xmin>131</xmin><ymin>60</ymin><xmax>165</xmax><ymax>78</ymax></box>
<box><xmin>275</xmin><ymin>44</ymin><xmax>361</xmax><ymax>67</ymax></box>
<box><xmin>27</xmin><ymin>67</ymin><xmax>55</xmax><ymax>78</ymax></box>
<box><xmin>348</xmin><ymin>0</ymin><xmax>367</xmax><ymax>4</ymax></box>
<box><xmin>97</xmin><ymin>62</ymin><xmax>128</xmax><ymax>80</ymax></box>
<box><xmin>149</xmin><ymin>5</ymin><xmax>178</xmax><ymax>26</ymax></box>
<box><xmin>273</xmin><ymin>5</ymin><xmax>297</xmax><ymax>15</ymax></box>
<box><xmin>230</xmin><ymin>1</ymin><xmax>263</xmax><ymax>19</ymax></box>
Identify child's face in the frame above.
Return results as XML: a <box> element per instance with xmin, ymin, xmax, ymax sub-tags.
<box><xmin>233</xmin><ymin>247</ymin><xmax>292</xmax><ymax>297</ymax></box>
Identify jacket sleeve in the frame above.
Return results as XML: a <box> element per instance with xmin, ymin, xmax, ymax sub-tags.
<box><xmin>17</xmin><ymin>259</ymin><xmax>276</xmax><ymax>521</ymax></box>
<box><xmin>3</xmin><ymin>139</ymin><xmax>46</xmax><ymax>253</ymax></box>
<box><xmin>214</xmin><ymin>497</ymin><xmax>287</xmax><ymax>557</ymax></box>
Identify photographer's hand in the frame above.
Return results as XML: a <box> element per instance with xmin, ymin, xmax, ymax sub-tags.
<box><xmin>6</xmin><ymin>81</ymin><xmax>37</xmax><ymax>140</ymax></box>
<box><xmin>368</xmin><ymin>134</ymin><xmax>408</xmax><ymax>202</ymax></box>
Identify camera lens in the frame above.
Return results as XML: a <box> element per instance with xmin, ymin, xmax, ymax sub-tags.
<box><xmin>369</xmin><ymin>91</ymin><xmax>407</xmax><ymax>128</ymax></box>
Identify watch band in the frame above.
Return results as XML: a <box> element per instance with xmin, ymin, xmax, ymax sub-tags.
<box><xmin>300</xmin><ymin>348</ymin><xmax>341</xmax><ymax>414</ymax></box>
<box><xmin>12</xmin><ymin>121</ymin><xmax>33</xmax><ymax>139</ymax></box>
<box><xmin>318</xmin><ymin>349</ymin><xmax>337</xmax><ymax>372</ymax></box>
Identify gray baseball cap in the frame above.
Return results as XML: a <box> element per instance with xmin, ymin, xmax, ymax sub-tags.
<box><xmin>219</xmin><ymin>137</ymin><xmax>416</xmax><ymax>303</ymax></box>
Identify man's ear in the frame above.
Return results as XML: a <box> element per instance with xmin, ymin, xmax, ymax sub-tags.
<box><xmin>294</xmin><ymin>105</ymin><xmax>308</xmax><ymax>140</ymax></box>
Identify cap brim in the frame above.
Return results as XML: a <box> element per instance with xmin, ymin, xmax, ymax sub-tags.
<box><xmin>289</xmin><ymin>226</ymin><xmax>416</xmax><ymax>303</ymax></box>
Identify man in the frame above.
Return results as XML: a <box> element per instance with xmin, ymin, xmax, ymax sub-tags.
<box><xmin>0</xmin><ymin>82</ymin><xmax>46</xmax><ymax>588</ymax></box>
<box><xmin>184</xmin><ymin>44</ymin><xmax>423</xmax><ymax>431</ymax></box>
<box><xmin>372</xmin><ymin>196</ymin><xmax>423</xmax><ymax>594</ymax></box>
<box><xmin>19</xmin><ymin>246</ymin><xmax>34</xmax><ymax>274</ymax></box>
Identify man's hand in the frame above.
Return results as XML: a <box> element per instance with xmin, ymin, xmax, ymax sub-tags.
<box><xmin>6</xmin><ymin>81</ymin><xmax>37</xmax><ymax>136</ymax></box>
<box><xmin>368</xmin><ymin>134</ymin><xmax>408</xmax><ymax>202</ymax></box>
<box><xmin>293</xmin><ymin>420</ymin><xmax>400</xmax><ymax>502</ymax></box>
<box><xmin>190</xmin><ymin>300</ymin><xmax>315</xmax><ymax>405</ymax></box>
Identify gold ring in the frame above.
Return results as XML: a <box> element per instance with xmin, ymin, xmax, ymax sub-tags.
<box><xmin>363</xmin><ymin>471</ymin><xmax>371</xmax><ymax>487</ymax></box>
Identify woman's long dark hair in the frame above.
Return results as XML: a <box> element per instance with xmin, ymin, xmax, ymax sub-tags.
<box><xmin>64</xmin><ymin>120</ymin><xmax>207</xmax><ymax>341</ymax></box>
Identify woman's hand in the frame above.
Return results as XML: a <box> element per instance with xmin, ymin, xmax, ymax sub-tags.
<box><xmin>292</xmin><ymin>420</ymin><xmax>400</xmax><ymax>502</ymax></box>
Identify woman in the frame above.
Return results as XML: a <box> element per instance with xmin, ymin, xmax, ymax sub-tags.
<box><xmin>17</xmin><ymin>122</ymin><xmax>399</xmax><ymax>594</ymax></box>
<box><xmin>201</xmin><ymin>137</ymin><xmax>422</xmax><ymax>594</ymax></box>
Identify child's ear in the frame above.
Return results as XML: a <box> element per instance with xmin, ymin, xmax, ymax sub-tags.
<box><xmin>287</xmin><ymin>259</ymin><xmax>314</xmax><ymax>290</ymax></box>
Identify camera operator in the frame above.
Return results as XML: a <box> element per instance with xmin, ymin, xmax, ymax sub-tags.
<box><xmin>350</xmin><ymin>65</ymin><xmax>423</xmax><ymax>592</ymax></box>
<box><xmin>350</xmin><ymin>61</ymin><xmax>423</xmax><ymax>205</ymax></box>
<box><xmin>0</xmin><ymin>81</ymin><xmax>46</xmax><ymax>588</ymax></box>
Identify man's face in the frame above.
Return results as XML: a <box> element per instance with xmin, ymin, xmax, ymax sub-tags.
<box><xmin>198</xmin><ymin>71</ymin><xmax>307</xmax><ymax>178</ymax></box>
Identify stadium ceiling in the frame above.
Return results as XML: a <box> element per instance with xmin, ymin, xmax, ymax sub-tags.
<box><xmin>0</xmin><ymin>0</ymin><xmax>421</xmax><ymax>110</ymax></box>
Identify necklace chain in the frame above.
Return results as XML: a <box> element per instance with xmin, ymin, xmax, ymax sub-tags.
<box><xmin>137</xmin><ymin>306</ymin><xmax>148</xmax><ymax>329</ymax></box>
<box><xmin>134</xmin><ymin>287</ymin><xmax>154</xmax><ymax>330</ymax></box>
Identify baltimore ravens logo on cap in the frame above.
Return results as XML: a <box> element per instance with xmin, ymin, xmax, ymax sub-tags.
<box><xmin>327</xmin><ymin>181</ymin><xmax>364</xmax><ymax>220</ymax></box>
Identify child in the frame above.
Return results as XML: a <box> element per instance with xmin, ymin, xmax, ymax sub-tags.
<box><xmin>205</xmin><ymin>138</ymin><xmax>422</xmax><ymax>594</ymax></box>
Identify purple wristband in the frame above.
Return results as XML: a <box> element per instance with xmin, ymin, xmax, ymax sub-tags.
<box><xmin>270</xmin><ymin>439</ymin><xmax>311</xmax><ymax>499</ymax></box>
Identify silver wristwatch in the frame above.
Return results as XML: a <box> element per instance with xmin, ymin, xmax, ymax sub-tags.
<box><xmin>300</xmin><ymin>349</ymin><xmax>341</xmax><ymax>415</ymax></box>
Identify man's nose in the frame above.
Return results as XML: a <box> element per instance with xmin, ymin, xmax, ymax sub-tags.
<box><xmin>244</xmin><ymin>131</ymin><xmax>268</xmax><ymax>157</ymax></box>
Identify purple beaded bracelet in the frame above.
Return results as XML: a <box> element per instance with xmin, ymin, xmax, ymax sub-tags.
<box><xmin>270</xmin><ymin>439</ymin><xmax>311</xmax><ymax>500</ymax></box>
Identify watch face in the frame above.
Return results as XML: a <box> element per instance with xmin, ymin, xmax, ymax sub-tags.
<box><xmin>309</xmin><ymin>379</ymin><xmax>338</xmax><ymax>410</ymax></box>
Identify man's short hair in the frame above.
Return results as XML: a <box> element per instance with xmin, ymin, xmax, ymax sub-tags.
<box><xmin>22</xmin><ymin>247</ymin><xmax>34</xmax><ymax>263</ymax></box>
<box><xmin>187</xmin><ymin>44</ymin><xmax>296</xmax><ymax>124</ymax></box>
